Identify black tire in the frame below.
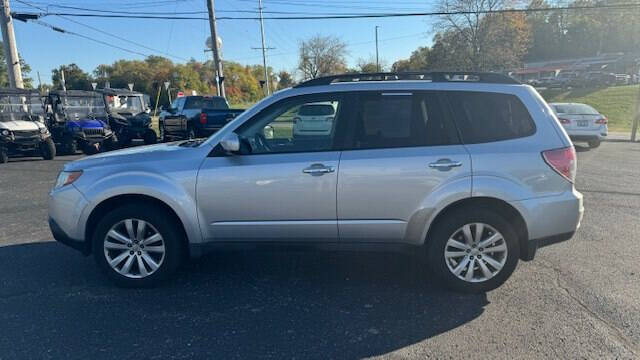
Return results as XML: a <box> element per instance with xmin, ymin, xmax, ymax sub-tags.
<box><xmin>426</xmin><ymin>207</ymin><xmax>520</xmax><ymax>293</ymax></box>
<box><xmin>588</xmin><ymin>139</ymin><xmax>601</xmax><ymax>148</ymax></box>
<box><xmin>82</xmin><ymin>142</ymin><xmax>100</xmax><ymax>155</ymax></box>
<box><xmin>40</xmin><ymin>138</ymin><xmax>56</xmax><ymax>160</ymax></box>
<box><xmin>62</xmin><ymin>138</ymin><xmax>77</xmax><ymax>155</ymax></box>
<box><xmin>92</xmin><ymin>204</ymin><xmax>183</xmax><ymax>287</ymax></box>
<box><xmin>143</xmin><ymin>129</ymin><xmax>158</xmax><ymax>145</ymax></box>
<box><xmin>186</xmin><ymin>126</ymin><xmax>196</xmax><ymax>140</ymax></box>
<box><xmin>0</xmin><ymin>147</ymin><xmax>7</xmax><ymax>163</ymax></box>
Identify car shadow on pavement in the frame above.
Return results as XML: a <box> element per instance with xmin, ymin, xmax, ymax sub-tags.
<box><xmin>0</xmin><ymin>242</ymin><xmax>488</xmax><ymax>359</ymax></box>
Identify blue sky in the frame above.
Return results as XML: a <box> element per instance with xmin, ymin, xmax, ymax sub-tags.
<box><xmin>12</xmin><ymin>0</ymin><xmax>439</xmax><ymax>85</ymax></box>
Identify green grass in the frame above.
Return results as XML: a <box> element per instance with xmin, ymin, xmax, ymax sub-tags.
<box><xmin>540</xmin><ymin>85</ymin><xmax>640</xmax><ymax>132</ymax></box>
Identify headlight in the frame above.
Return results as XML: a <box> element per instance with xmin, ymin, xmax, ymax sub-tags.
<box><xmin>1</xmin><ymin>129</ymin><xmax>9</xmax><ymax>136</ymax></box>
<box><xmin>54</xmin><ymin>171</ymin><xmax>83</xmax><ymax>189</ymax></box>
<box><xmin>39</xmin><ymin>127</ymin><xmax>48</xmax><ymax>134</ymax></box>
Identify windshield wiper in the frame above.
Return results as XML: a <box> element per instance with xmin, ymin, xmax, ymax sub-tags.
<box><xmin>178</xmin><ymin>139</ymin><xmax>205</xmax><ymax>147</ymax></box>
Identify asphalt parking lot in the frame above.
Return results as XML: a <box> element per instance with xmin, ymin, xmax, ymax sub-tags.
<box><xmin>1</xmin><ymin>142</ymin><xmax>639</xmax><ymax>359</ymax></box>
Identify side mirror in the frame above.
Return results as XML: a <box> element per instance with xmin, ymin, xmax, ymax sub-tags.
<box><xmin>220</xmin><ymin>133</ymin><xmax>240</xmax><ymax>153</ymax></box>
<box><xmin>145</xmin><ymin>108</ymin><xmax>151</xmax><ymax>114</ymax></box>
<box><xmin>263</xmin><ymin>125</ymin><xmax>274</xmax><ymax>139</ymax></box>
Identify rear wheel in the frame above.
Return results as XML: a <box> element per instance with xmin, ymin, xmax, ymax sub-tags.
<box><xmin>588</xmin><ymin>139</ymin><xmax>601</xmax><ymax>148</ymax></box>
<box><xmin>427</xmin><ymin>207</ymin><xmax>520</xmax><ymax>293</ymax></box>
<box><xmin>92</xmin><ymin>204</ymin><xmax>183</xmax><ymax>287</ymax></box>
<box><xmin>0</xmin><ymin>147</ymin><xmax>7</xmax><ymax>163</ymax></box>
<box><xmin>40</xmin><ymin>138</ymin><xmax>56</xmax><ymax>160</ymax></box>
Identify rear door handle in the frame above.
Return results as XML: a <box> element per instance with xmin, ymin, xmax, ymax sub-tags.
<box><xmin>429</xmin><ymin>159</ymin><xmax>463</xmax><ymax>170</ymax></box>
<box><xmin>303</xmin><ymin>164</ymin><xmax>335</xmax><ymax>175</ymax></box>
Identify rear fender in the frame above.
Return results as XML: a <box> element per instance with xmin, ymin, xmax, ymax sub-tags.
<box><xmin>404</xmin><ymin>176</ymin><xmax>472</xmax><ymax>245</ymax></box>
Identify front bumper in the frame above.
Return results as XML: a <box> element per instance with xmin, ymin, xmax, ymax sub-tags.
<box><xmin>49</xmin><ymin>217</ymin><xmax>90</xmax><ymax>255</ymax></box>
<box><xmin>48</xmin><ymin>184</ymin><xmax>90</xmax><ymax>254</ymax></box>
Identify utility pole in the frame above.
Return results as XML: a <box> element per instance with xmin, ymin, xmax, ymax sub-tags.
<box><xmin>0</xmin><ymin>0</ymin><xmax>23</xmax><ymax>88</ymax></box>
<box><xmin>258</xmin><ymin>0</ymin><xmax>270</xmax><ymax>96</ymax></box>
<box><xmin>631</xmin><ymin>81</ymin><xmax>640</xmax><ymax>142</ymax></box>
<box><xmin>375</xmin><ymin>26</ymin><xmax>380</xmax><ymax>72</ymax></box>
<box><xmin>206</xmin><ymin>0</ymin><xmax>225</xmax><ymax>98</ymax></box>
<box><xmin>60</xmin><ymin>69</ymin><xmax>67</xmax><ymax>91</ymax></box>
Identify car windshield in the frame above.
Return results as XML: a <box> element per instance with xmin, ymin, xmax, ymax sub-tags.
<box><xmin>61</xmin><ymin>95</ymin><xmax>107</xmax><ymax>119</ymax></box>
<box><xmin>106</xmin><ymin>95</ymin><xmax>145</xmax><ymax>114</ymax></box>
<box><xmin>298</xmin><ymin>104</ymin><xmax>335</xmax><ymax>116</ymax></box>
<box><xmin>553</xmin><ymin>104</ymin><xmax>599</xmax><ymax>115</ymax></box>
<box><xmin>0</xmin><ymin>94</ymin><xmax>43</xmax><ymax>118</ymax></box>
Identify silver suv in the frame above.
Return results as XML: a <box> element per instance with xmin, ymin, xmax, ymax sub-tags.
<box><xmin>48</xmin><ymin>72</ymin><xmax>584</xmax><ymax>293</ymax></box>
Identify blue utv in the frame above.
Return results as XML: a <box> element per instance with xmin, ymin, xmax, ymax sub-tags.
<box><xmin>45</xmin><ymin>90</ymin><xmax>117</xmax><ymax>155</ymax></box>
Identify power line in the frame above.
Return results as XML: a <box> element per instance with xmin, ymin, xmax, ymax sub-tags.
<box><xmin>32</xmin><ymin>20</ymin><xmax>151</xmax><ymax>57</ymax></box>
<box><xmin>23</xmin><ymin>3</ymin><xmax>640</xmax><ymax>21</ymax></box>
<box><xmin>14</xmin><ymin>0</ymin><xmax>190</xmax><ymax>61</ymax></box>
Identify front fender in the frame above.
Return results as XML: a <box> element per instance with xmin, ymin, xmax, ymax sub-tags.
<box><xmin>76</xmin><ymin>171</ymin><xmax>203</xmax><ymax>246</ymax></box>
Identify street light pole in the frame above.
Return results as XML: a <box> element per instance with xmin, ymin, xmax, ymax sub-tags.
<box><xmin>0</xmin><ymin>0</ymin><xmax>23</xmax><ymax>88</ymax></box>
<box><xmin>206</xmin><ymin>0</ymin><xmax>225</xmax><ymax>98</ymax></box>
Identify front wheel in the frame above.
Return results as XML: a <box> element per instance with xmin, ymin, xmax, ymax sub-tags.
<box><xmin>588</xmin><ymin>139</ymin><xmax>601</xmax><ymax>148</ymax></box>
<box><xmin>82</xmin><ymin>142</ymin><xmax>100</xmax><ymax>155</ymax></box>
<box><xmin>143</xmin><ymin>129</ymin><xmax>158</xmax><ymax>145</ymax></box>
<box><xmin>92</xmin><ymin>204</ymin><xmax>183</xmax><ymax>287</ymax></box>
<box><xmin>62</xmin><ymin>138</ymin><xmax>77</xmax><ymax>155</ymax></box>
<box><xmin>427</xmin><ymin>207</ymin><xmax>519</xmax><ymax>293</ymax></box>
<box><xmin>40</xmin><ymin>138</ymin><xmax>56</xmax><ymax>160</ymax></box>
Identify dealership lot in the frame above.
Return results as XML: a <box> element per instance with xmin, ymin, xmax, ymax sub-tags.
<box><xmin>1</xmin><ymin>142</ymin><xmax>639</xmax><ymax>359</ymax></box>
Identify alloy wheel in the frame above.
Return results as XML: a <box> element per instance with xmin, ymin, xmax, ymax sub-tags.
<box><xmin>444</xmin><ymin>223</ymin><xmax>508</xmax><ymax>283</ymax></box>
<box><xmin>103</xmin><ymin>219</ymin><xmax>166</xmax><ymax>279</ymax></box>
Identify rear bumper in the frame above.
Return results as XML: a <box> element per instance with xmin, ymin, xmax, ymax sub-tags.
<box><xmin>521</xmin><ymin>231</ymin><xmax>575</xmax><ymax>261</ymax></box>
<box><xmin>511</xmin><ymin>189</ymin><xmax>584</xmax><ymax>260</ymax></box>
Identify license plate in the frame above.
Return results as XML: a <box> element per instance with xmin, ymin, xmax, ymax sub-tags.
<box><xmin>577</xmin><ymin>120</ymin><xmax>589</xmax><ymax>127</ymax></box>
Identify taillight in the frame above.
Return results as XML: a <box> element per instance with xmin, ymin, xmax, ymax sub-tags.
<box><xmin>558</xmin><ymin>118</ymin><xmax>571</xmax><ymax>124</ymax></box>
<box><xmin>542</xmin><ymin>147</ymin><xmax>576</xmax><ymax>183</ymax></box>
<box><xmin>595</xmin><ymin>116</ymin><xmax>608</xmax><ymax>125</ymax></box>
<box><xmin>199</xmin><ymin>113</ymin><xmax>207</xmax><ymax>125</ymax></box>
<box><xmin>293</xmin><ymin>117</ymin><xmax>300</xmax><ymax>124</ymax></box>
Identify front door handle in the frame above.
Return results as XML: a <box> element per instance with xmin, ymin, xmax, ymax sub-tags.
<box><xmin>429</xmin><ymin>159</ymin><xmax>463</xmax><ymax>171</ymax></box>
<box><xmin>303</xmin><ymin>164</ymin><xmax>335</xmax><ymax>175</ymax></box>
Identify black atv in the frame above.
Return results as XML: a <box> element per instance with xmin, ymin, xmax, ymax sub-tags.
<box><xmin>45</xmin><ymin>90</ymin><xmax>117</xmax><ymax>156</ymax></box>
<box><xmin>98</xmin><ymin>88</ymin><xmax>157</xmax><ymax>147</ymax></box>
<box><xmin>0</xmin><ymin>88</ymin><xmax>55</xmax><ymax>164</ymax></box>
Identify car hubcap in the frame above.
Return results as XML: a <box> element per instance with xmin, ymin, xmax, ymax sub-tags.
<box><xmin>103</xmin><ymin>219</ymin><xmax>165</xmax><ymax>279</ymax></box>
<box><xmin>444</xmin><ymin>223</ymin><xmax>508</xmax><ymax>283</ymax></box>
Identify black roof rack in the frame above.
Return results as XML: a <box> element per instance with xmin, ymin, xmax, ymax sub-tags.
<box><xmin>294</xmin><ymin>71</ymin><xmax>520</xmax><ymax>88</ymax></box>
<box><xmin>97</xmin><ymin>88</ymin><xmax>142</xmax><ymax>96</ymax></box>
<box><xmin>48</xmin><ymin>90</ymin><xmax>101</xmax><ymax>97</ymax></box>
<box><xmin>0</xmin><ymin>87</ymin><xmax>40</xmax><ymax>95</ymax></box>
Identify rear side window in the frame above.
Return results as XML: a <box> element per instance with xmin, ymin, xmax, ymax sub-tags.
<box><xmin>348</xmin><ymin>92</ymin><xmax>456</xmax><ymax>150</ymax></box>
<box><xmin>447</xmin><ymin>92</ymin><xmax>536</xmax><ymax>144</ymax></box>
<box><xmin>185</xmin><ymin>97</ymin><xmax>228</xmax><ymax>110</ymax></box>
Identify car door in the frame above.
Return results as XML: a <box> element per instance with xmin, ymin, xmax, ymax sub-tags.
<box><xmin>196</xmin><ymin>93</ymin><xmax>352</xmax><ymax>242</ymax></box>
<box><xmin>163</xmin><ymin>97</ymin><xmax>185</xmax><ymax>134</ymax></box>
<box><xmin>337</xmin><ymin>91</ymin><xmax>471</xmax><ymax>244</ymax></box>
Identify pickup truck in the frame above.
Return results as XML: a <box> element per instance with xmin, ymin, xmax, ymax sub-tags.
<box><xmin>159</xmin><ymin>96</ymin><xmax>244</xmax><ymax>141</ymax></box>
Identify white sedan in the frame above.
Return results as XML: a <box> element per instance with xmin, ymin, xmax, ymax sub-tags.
<box><xmin>292</xmin><ymin>102</ymin><xmax>337</xmax><ymax>136</ymax></box>
<box><xmin>550</xmin><ymin>102</ymin><xmax>608</xmax><ymax>148</ymax></box>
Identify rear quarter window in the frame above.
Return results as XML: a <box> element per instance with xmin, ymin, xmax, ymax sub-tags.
<box><xmin>447</xmin><ymin>92</ymin><xmax>536</xmax><ymax>144</ymax></box>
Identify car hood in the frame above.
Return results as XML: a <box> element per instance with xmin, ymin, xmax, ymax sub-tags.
<box><xmin>0</xmin><ymin>120</ymin><xmax>40</xmax><ymax>131</ymax></box>
<box><xmin>68</xmin><ymin>119</ymin><xmax>106</xmax><ymax>129</ymax></box>
<box><xmin>65</xmin><ymin>141</ymin><xmax>206</xmax><ymax>171</ymax></box>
